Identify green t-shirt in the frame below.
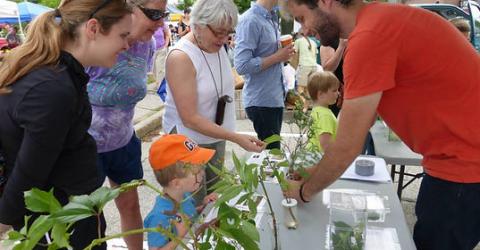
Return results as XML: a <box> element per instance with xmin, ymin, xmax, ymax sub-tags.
<box><xmin>294</xmin><ymin>37</ymin><xmax>318</xmax><ymax>67</ymax></box>
<box><xmin>307</xmin><ymin>106</ymin><xmax>338</xmax><ymax>152</ymax></box>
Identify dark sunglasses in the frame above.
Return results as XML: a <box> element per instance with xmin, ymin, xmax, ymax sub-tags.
<box><xmin>138</xmin><ymin>5</ymin><xmax>169</xmax><ymax>21</ymax></box>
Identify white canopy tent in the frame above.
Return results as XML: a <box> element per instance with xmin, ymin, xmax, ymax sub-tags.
<box><xmin>0</xmin><ymin>0</ymin><xmax>25</xmax><ymax>38</ymax></box>
<box><xmin>0</xmin><ymin>0</ymin><xmax>20</xmax><ymax>20</ymax></box>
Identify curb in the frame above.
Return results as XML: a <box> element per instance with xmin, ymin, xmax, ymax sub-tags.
<box><xmin>134</xmin><ymin>106</ymin><xmax>164</xmax><ymax>138</ymax></box>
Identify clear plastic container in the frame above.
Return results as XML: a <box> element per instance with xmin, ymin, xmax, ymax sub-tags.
<box><xmin>329</xmin><ymin>192</ymin><xmax>367</xmax><ymax>250</ymax></box>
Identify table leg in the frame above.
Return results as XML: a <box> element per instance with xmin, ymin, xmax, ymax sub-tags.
<box><xmin>390</xmin><ymin>164</ymin><xmax>396</xmax><ymax>182</ymax></box>
<box><xmin>397</xmin><ymin>165</ymin><xmax>406</xmax><ymax>199</ymax></box>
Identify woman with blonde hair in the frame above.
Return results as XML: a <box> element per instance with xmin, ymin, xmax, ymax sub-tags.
<box><xmin>86</xmin><ymin>0</ymin><xmax>168</xmax><ymax>249</ymax></box>
<box><xmin>0</xmin><ymin>0</ymin><xmax>132</xmax><ymax>248</ymax></box>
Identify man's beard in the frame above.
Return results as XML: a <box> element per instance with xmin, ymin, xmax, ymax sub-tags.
<box><xmin>313</xmin><ymin>8</ymin><xmax>341</xmax><ymax>48</ymax></box>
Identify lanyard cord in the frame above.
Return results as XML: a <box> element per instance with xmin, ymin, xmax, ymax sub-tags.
<box><xmin>194</xmin><ymin>35</ymin><xmax>223</xmax><ymax>99</ymax></box>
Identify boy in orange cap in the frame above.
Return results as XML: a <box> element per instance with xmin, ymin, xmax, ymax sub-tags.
<box><xmin>144</xmin><ymin>134</ymin><xmax>218</xmax><ymax>250</ymax></box>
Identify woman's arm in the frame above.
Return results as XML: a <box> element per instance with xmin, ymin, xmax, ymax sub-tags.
<box><xmin>166</xmin><ymin>50</ymin><xmax>264</xmax><ymax>152</ymax></box>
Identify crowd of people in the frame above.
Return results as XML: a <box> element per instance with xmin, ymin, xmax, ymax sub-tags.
<box><xmin>0</xmin><ymin>0</ymin><xmax>479</xmax><ymax>249</ymax></box>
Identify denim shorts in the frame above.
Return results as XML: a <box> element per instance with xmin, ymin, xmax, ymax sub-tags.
<box><xmin>97</xmin><ymin>134</ymin><xmax>143</xmax><ymax>185</ymax></box>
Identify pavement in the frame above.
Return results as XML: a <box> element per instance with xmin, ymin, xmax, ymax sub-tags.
<box><xmin>107</xmin><ymin>88</ymin><xmax>479</xmax><ymax>249</ymax></box>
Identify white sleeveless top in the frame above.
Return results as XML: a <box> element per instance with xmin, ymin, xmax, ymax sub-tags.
<box><xmin>162</xmin><ymin>39</ymin><xmax>235</xmax><ymax>144</ymax></box>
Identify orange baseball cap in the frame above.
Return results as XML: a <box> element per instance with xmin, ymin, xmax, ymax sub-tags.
<box><xmin>149</xmin><ymin>134</ymin><xmax>216</xmax><ymax>171</ymax></box>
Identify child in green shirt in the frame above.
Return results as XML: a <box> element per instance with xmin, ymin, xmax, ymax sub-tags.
<box><xmin>306</xmin><ymin>71</ymin><xmax>340</xmax><ymax>152</ymax></box>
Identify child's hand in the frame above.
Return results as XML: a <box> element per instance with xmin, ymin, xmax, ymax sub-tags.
<box><xmin>173</xmin><ymin>214</ymin><xmax>189</xmax><ymax>237</ymax></box>
<box><xmin>203</xmin><ymin>193</ymin><xmax>218</xmax><ymax>205</ymax></box>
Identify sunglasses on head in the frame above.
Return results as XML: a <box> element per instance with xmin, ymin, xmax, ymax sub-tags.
<box><xmin>138</xmin><ymin>5</ymin><xmax>169</xmax><ymax>21</ymax></box>
<box><xmin>89</xmin><ymin>0</ymin><xmax>114</xmax><ymax>19</ymax></box>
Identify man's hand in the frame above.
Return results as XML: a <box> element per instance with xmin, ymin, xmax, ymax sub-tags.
<box><xmin>284</xmin><ymin>179</ymin><xmax>304</xmax><ymax>202</ymax></box>
<box><xmin>338</xmin><ymin>39</ymin><xmax>348</xmax><ymax>50</ymax></box>
<box><xmin>275</xmin><ymin>44</ymin><xmax>296</xmax><ymax>63</ymax></box>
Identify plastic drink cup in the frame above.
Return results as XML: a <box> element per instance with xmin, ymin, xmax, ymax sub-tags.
<box><xmin>280</xmin><ymin>34</ymin><xmax>293</xmax><ymax>47</ymax></box>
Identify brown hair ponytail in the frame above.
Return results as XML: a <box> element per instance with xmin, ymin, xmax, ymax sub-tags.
<box><xmin>0</xmin><ymin>0</ymin><xmax>131</xmax><ymax>94</ymax></box>
<box><xmin>0</xmin><ymin>11</ymin><xmax>61</xmax><ymax>94</ymax></box>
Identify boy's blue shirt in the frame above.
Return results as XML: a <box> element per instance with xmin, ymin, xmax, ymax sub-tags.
<box><xmin>144</xmin><ymin>193</ymin><xmax>197</xmax><ymax>247</ymax></box>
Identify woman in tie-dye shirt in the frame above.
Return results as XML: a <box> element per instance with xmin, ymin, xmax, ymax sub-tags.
<box><xmin>86</xmin><ymin>0</ymin><xmax>169</xmax><ymax>249</ymax></box>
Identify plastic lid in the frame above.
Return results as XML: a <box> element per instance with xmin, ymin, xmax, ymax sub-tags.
<box><xmin>281</xmin><ymin>198</ymin><xmax>298</xmax><ymax>207</ymax></box>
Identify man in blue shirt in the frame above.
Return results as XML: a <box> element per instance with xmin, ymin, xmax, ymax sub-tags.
<box><xmin>234</xmin><ymin>0</ymin><xmax>295</xmax><ymax>149</ymax></box>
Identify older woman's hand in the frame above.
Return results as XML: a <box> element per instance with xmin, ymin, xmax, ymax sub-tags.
<box><xmin>232</xmin><ymin>134</ymin><xmax>265</xmax><ymax>152</ymax></box>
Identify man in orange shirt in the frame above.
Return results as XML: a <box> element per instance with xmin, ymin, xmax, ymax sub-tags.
<box><xmin>284</xmin><ymin>0</ymin><xmax>480</xmax><ymax>249</ymax></box>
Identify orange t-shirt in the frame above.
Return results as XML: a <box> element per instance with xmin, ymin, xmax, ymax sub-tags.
<box><xmin>344</xmin><ymin>3</ymin><xmax>480</xmax><ymax>183</ymax></box>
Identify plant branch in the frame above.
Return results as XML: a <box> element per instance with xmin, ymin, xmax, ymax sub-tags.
<box><xmin>258</xmin><ymin>176</ymin><xmax>279</xmax><ymax>250</ymax></box>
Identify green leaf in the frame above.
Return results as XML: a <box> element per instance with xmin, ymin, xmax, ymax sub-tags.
<box><xmin>275</xmin><ymin>172</ymin><xmax>289</xmax><ymax>191</ymax></box>
<box><xmin>228</xmin><ymin>228</ymin><xmax>260</xmax><ymax>250</ymax></box>
<box><xmin>233</xmin><ymin>193</ymin><xmax>248</xmax><ymax>207</ymax></box>
<box><xmin>213</xmin><ymin>185</ymin><xmax>243</xmax><ymax>207</ymax></box>
<box><xmin>199</xmin><ymin>242</ymin><xmax>212</xmax><ymax>250</ymax></box>
<box><xmin>51</xmin><ymin>223</ymin><xmax>71</xmax><ymax>249</ymax></box>
<box><xmin>13</xmin><ymin>242</ymin><xmax>27</xmax><ymax>250</ymax></box>
<box><xmin>264</xmin><ymin>134</ymin><xmax>281</xmax><ymax>145</ymax></box>
<box><xmin>51</xmin><ymin>208</ymin><xmax>94</xmax><ymax>224</ymax></box>
<box><xmin>232</xmin><ymin>152</ymin><xmax>245</xmax><ymax>183</ymax></box>
<box><xmin>247</xmin><ymin>199</ymin><xmax>257</xmax><ymax>217</ymax></box>
<box><xmin>89</xmin><ymin>186</ymin><xmax>121</xmax><ymax>211</ymax></box>
<box><xmin>24</xmin><ymin>188</ymin><xmax>62</xmax><ymax>213</ymax></box>
<box><xmin>241</xmin><ymin>221</ymin><xmax>260</xmax><ymax>242</ymax></box>
<box><xmin>243</xmin><ymin>165</ymin><xmax>255</xmax><ymax>192</ymax></box>
<box><xmin>214</xmin><ymin>239</ymin><xmax>236</xmax><ymax>250</ymax></box>
<box><xmin>47</xmin><ymin>243</ymin><xmax>61</xmax><ymax>250</ymax></box>
<box><xmin>19</xmin><ymin>216</ymin><xmax>30</xmax><ymax>235</ymax></box>
<box><xmin>209</xmin><ymin>163</ymin><xmax>224</xmax><ymax>176</ymax></box>
<box><xmin>277</xmin><ymin>160</ymin><xmax>290</xmax><ymax>168</ymax></box>
<box><xmin>68</xmin><ymin>195</ymin><xmax>95</xmax><ymax>211</ymax></box>
<box><xmin>269</xmin><ymin>148</ymin><xmax>283</xmax><ymax>156</ymax></box>
<box><xmin>23</xmin><ymin>215</ymin><xmax>55</xmax><ymax>250</ymax></box>
<box><xmin>252</xmin><ymin>169</ymin><xmax>259</xmax><ymax>189</ymax></box>
<box><xmin>7</xmin><ymin>230</ymin><xmax>25</xmax><ymax>241</ymax></box>
<box><xmin>215</xmin><ymin>227</ymin><xmax>234</xmax><ymax>239</ymax></box>
<box><xmin>208</xmin><ymin>179</ymin><xmax>229</xmax><ymax>192</ymax></box>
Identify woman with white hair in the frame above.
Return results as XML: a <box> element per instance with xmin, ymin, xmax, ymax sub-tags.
<box><xmin>163</xmin><ymin>0</ymin><xmax>265</xmax><ymax>203</ymax></box>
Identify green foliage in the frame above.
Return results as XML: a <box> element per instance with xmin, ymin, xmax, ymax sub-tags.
<box><xmin>2</xmin><ymin>103</ymin><xmax>316</xmax><ymax>250</ymax></box>
<box><xmin>331</xmin><ymin>221</ymin><xmax>365</xmax><ymax>250</ymax></box>
<box><xmin>176</xmin><ymin>0</ymin><xmax>195</xmax><ymax>10</ymax></box>
<box><xmin>22</xmin><ymin>0</ymin><xmax>62</xmax><ymax>8</ymax></box>
<box><xmin>233</xmin><ymin>0</ymin><xmax>251</xmax><ymax>14</ymax></box>
<box><xmin>3</xmin><ymin>181</ymin><xmax>141</xmax><ymax>250</ymax></box>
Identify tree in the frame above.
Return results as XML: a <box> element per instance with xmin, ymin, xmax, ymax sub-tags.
<box><xmin>37</xmin><ymin>0</ymin><xmax>61</xmax><ymax>8</ymax></box>
<box><xmin>176</xmin><ymin>0</ymin><xmax>195</xmax><ymax>10</ymax></box>
<box><xmin>234</xmin><ymin>0</ymin><xmax>251</xmax><ymax>14</ymax></box>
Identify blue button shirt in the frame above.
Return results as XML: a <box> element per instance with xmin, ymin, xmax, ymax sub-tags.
<box><xmin>234</xmin><ymin>3</ymin><xmax>285</xmax><ymax>108</ymax></box>
<box><xmin>143</xmin><ymin>193</ymin><xmax>197</xmax><ymax>248</ymax></box>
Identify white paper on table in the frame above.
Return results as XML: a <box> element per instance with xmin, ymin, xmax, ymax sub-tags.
<box><xmin>340</xmin><ymin>157</ymin><xmax>392</xmax><ymax>183</ymax></box>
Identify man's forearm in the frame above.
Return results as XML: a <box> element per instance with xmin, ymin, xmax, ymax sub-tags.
<box><xmin>302</xmin><ymin>142</ymin><xmax>359</xmax><ymax>198</ymax></box>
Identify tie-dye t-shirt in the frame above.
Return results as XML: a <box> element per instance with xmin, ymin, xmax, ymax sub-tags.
<box><xmin>86</xmin><ymin>39</ymin><xmax>155</xmax><ymax>153</ymax></box>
